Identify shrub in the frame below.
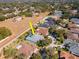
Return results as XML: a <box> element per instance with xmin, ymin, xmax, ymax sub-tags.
<box><xmin>36</xmin><ymin>38</ymin><xmax>52</xmax><ymax>47</ymax></box>
<box><xmin>0</xmin><ymin>15</ymin><xmax>6</xmax><ymax>21</ymax></box>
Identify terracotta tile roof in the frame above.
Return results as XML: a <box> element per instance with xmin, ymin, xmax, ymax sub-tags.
<box><xmin>68</xmin><ymin>22</ymin><xmax>77</xmax><ymax>28</ymax></box>
<box><xmin>61</xmin><ymin>51</ymin><xmax>79</xmax><ymax>59</ymax></box>
<box><xmin>70</xmin><ymin>28</ymin><xmax>79</xmax><ymax>34</ymax></box>
<box><xmin>18</xmin><ymin>43</ymin><xmax>36</xmax><ymax>57</ymax></box>
<box><xmin>67</xmin><ymin>32</ymin><xmax>79</xmax><ymax>40</ymax></box>
<box><xmin>51</xmin><ymin>16</ymin><xmax>60</xmax><ymax>20</ymax></box>
<box><xmin>36</xmin><ymin>27</ymin><xmax>49</xmax><ymax>36</ymax></box>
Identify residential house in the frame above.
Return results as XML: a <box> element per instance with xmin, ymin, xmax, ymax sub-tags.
<box><xmin>67</xmin><ymin>32</ymin><xmax>79</xmax><ymax>41</ymax></box>
<box><xmin>70</xmin><ymin>9</ymin><xmax>78</xmax><ymax>15</ymax></box>
<box><xmin>67</xmin><ymin>25</ymin><xmax>79</xmax><ymax>41</ymax></box>
<box><xmin>16</xmin><ymin>42</ymin><xmax>37</xmax><ymax>58</ymax></box>
<box><xmin>70</xmin><ymin>18</ymin><xmax>79</xmax><ymax>26</ymax></box>
<box><xmin>2</xmin><ymin>8</ymin><xmax>9</xmax><ymax>11</ymax></box>
<box><xmin>25</xmin><ymin>34</ymin><xmax>44</xmax><ymax>43</ymax></box>
<box><xmin>63</xmin><ymin>39</ymin><xmax>79</xmax><ymax>57</ymax></box>
<box><xmin>50</xmin><ymin>10</ymin><xmax>63</xmax><ymax>20</ymax></box>
<box><xmin>39</xmin><ymin>17</ymin><xmax>55</xmax><ymax>28</ymax></box>
<box><xmin>45</xmin><ymin>17</ymin><xmax>56</xmax><ymax>25</ymax></box>
<box><xmin>51</xmin><ymin>15</ymin><xmax>61</xmax><ymax>21</ymax></box>
<box><xmin>15</xmin><ymin>16</ymin><xmax>22</xmax><ymax>21</ymax></box>
<box><xmin>36</xmin><ymin>27</ymin><xmax>49</xmax><ymax>36</ymax></box>
<box><xmin>70</xmin><ymin>28</ymin><xmax>79</xmax><ymax>34</ymax></box>
<box><xmin>54</xmin><ymin>10</ymin><xmax>63</xmax><ymax>17</ymax></box>
<box><xmin>68</xmin><ymin>22</ymin><xmax>77</xmax><ymax>28</ymax></box>
<box><xmin>39</xmin><ymin>22</ymin><xmax>50</xmax><ymax>28</ymax></box>
<box><xmin>4</xmin><ymin>13</ymin><xmax>13</xmax><ymax>17</ymax></box>
<box><xmin>60</xmin><ymin>51</ymin><xmax>79</xmax><ymax>59</ymax></box>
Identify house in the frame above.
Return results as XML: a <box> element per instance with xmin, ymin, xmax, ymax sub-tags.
<box><xmin>50</xmin><ymin>10</ymin><xmax>63</xmax><ymax>20</ymax></box>
<box><xmin>60</xmin><ymin>51</ymin><xmax>79</xmax><ymax>59</ymax></box>
<box><xmin>36</xmin><ymin>27</ymin><xmax>49</xmax><ymax>36</ymax></box>
<box><xmin>67</xmin><ymin>32</ymin><xmax>79</xmax><ymax>41</ymax></box>
<box><xmin>39</xmin><ymin>22</ymin><xmax>50</xmax><ymax>28</ymax></box>
<box><xmin>69</xmin><ymin>44</ymin><xmax>79</xmax><ymax>56</ymax></box>
<box><xmin>4</xmin><ymin>13</ymin><xmax>13</xmax><ymax>17</ymax></box>
<box><xmin>63</xmin><ymin>39</ymin><xmax>77</xmax><ymax>48</ymax></box>
<box><xmin>70</xmin><ymin>28</ymin><xmax>79</xmax><ymax>34</ymax></box>
<box><xmin>63</xmin><ymin>39</ymin><xmax>79</xmax><ymax>57</ymax></box>
<box><xmin>68</xmin><ymin>22</ymin><xmax>77</xmax><ymax>28</ymax></box>
<box><xmin>16</xmin><ymin>42</ymin><xmax>37</xmax><ymax>58</ymax></box>
<box><xmin>14</xmin><ymin>10</ymin><xmax>21</xmax><ymax>15</ymax></box>
<box><xmin>70</xmin><ymin>18</ymin><xmax>79</xmax><ymax>25</ymax></box>
<box><xmin>2</xmin><ymin>8</ymin><xmax>9</xmax><ymax>11</ymax></box>
<box><xmin>70</xmin><ymin>10</ymin><xmax>78</xmax><ymax>15</ymax></box>
<box><xmin>45</xmin><ymin>17</ymin><xmax>55</xmax><ymax>23</ymax></box>
<box><xmin>25</xmin><ymin>34</ymin><xmax>44</xmax><ymax>43</ymax></box>
<box><xmin>15</xmin><ymin>16</ymin><xmax>22</xmax><ymax>21</ymax></box>
<box><xmin>67</xmin><ymin>27</ymin><xmax>79</xmax><ymax>41</ymax></box>
<box><xmin>39</xmin><ymin>17</ymin><xmax>55</xmax><ymax>28</ymax></box>
<box><xmin>51</xmin><ymin>15</ymin><xmax>61</xmax><ymax>20</ymax></box>
<box><xmin>54</xmin><ymin>10</ymin><xmax>63</xmax><ymax>17</ymax></box>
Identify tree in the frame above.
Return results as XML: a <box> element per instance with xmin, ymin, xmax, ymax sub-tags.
<box><xmin>0</xmin><ymin>27</ymin><xmax>12</xmax><ymax>40</ymax></box>
<box><xmin>14</xmin><ymin>53</ymin><xmax>25</xmax><ymax>59</ymax></box>
<box><xmin>19</xmin><ymin>11</ymin><xmax>32</xmax><ymax>17</ymax></box>
<box><xmin>30</xmin><ymin>53</ymin><xmax>42</xmax><ymax>59</ymax></box>
<box><xmin>36</xmin><ymin>38</ymin><xmax>52</xmax><ymax>47</ymax></box>
<box><xmin>0</xmin><ymin>15</ymin><xmax>6</xmax><ymax>21</ymax></box>
<box><xmin>36</xmin><ymin>40</ymin><xmax>47</xmax><ymax>47</ymax></box>
<box><xmin>3</xmin><ymin>47</ymin><xmax>17</xmax><ymax>59</ymax></box>
<box><xmin>62</xmin><ymin>11</ymin><xmax>70</xmax><ymax>19</ymax></box>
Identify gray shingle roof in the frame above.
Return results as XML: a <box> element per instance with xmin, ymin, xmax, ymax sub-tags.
<box><xmin>71</xmin><ymin>18</ymin><xmax>79</xmax><ymax>24</ymax></box>
<box><xmin>69</xmin><ymin>45</ymin><xmax>79</xmax><ymax>56</ymax></box>
<box><xmin>26</xmin><ymin>34</ymin><xmax>44</xmax><ymax>43</ymax></box>
<box><xmin>64</xmin><ymin>39</ymin><xmax>79</xmax><ymax>56</ymax></box>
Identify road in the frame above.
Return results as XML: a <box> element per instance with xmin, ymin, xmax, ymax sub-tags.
<box><xmin>0</xmin><ymin>12</ymin><xmax>49</xmax><ymax>51</ymax></box>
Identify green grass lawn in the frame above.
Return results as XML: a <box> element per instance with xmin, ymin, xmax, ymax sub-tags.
<box><xmin>0</xmin><ymin>27</ymin><xmax>12</xmax><ymax>40</ymax></box>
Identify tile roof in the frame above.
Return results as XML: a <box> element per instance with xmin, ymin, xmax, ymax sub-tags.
<box><xmin>70</xmin><ymin>28</ymin><xmax>79</xmax><ymax>34</ymax></box>
<box><xmin>68</xmin><ymin>22</ymin><xmax>77</xmax><ymax>28</ymax></box>
<box><xmin>67</xmin><ymin>32</ymin><xmax>79</xmax><ymax>40</ymax></box>
<box><xmin>70</xmin><ymin>10</ymin><xmax>77</xmax><ymax>14</ymax></box>
<box><xmin>51</xmin><ymin>16</ymin><xmax>60</xmax><ymax>20</ymax></box>
<box><xmin>36</xmin><ymin>27</ymin><xmax>49</xmax><ymax>36</ymax></box>
<box><xmin>60</xmin><ymin>51</ymin><xmax>79</xmax><ymax>59</ymax></box>
<box><xmin>18</xmin><ymin>43</ymin><xmax>36</xmax><ymax>57</ymax></box>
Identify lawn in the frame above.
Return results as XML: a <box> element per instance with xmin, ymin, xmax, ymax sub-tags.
<box><xmin>18</xmin><ymin>30</ymin><xmax>30</xmax><ymax>40</ymax></box>
<box><xmin>0</xmin><ymin>27</ymin><xmax>12</xmax><ymax>40</ymax></box>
